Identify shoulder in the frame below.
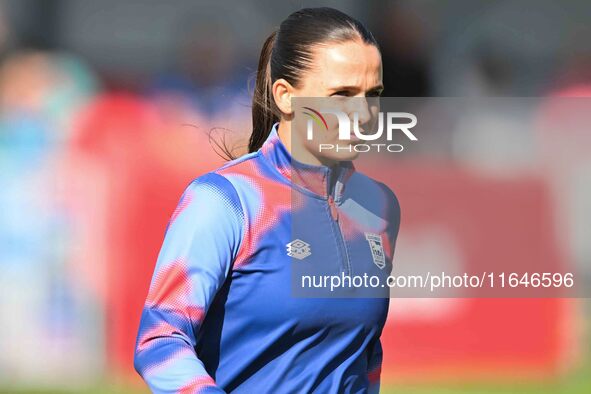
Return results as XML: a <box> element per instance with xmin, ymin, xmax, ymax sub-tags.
<box><xmin>214</xmin><ymin>150</ymin><xmax>262</xmax><ymax>174</ymax></box>
<box><xmin>374</xmin><ymin>179</ymin><xmax>401</xmax><ymax>221</ymax></box>
<box><xmin>184</xmin><ymin>150</ymin><xmax>262</xmax><ymax>206</ymax></box>
<box><xmin>171</xmin><ymin>172</ymin><xmax>244</xmax><ymax>232</ymax></box>
<box><xmin>348</xmin><ymin>171</ymin><xmax>401</xmax><ymax>225</ymax></box>
<box><xmin>177</xmin><ymin>149</ymin><xmax>268</xmax><ymax>223</ymax></box>
<box><xmin>349</xmin><ymin>171</ymin><xmax>400</xmax><ymax>209</ymax></box>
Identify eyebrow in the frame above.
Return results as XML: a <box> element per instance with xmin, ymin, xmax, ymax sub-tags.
<box><xmin>329</xmin><ymin>84</ymin><xmax>384</xmax><ymax>93</ymax></box>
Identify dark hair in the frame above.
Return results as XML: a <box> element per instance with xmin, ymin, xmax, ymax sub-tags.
<box><xmin>214</xmin><ymin>7</ymin><xmax>379</xmax><ymax>160</ymax></box>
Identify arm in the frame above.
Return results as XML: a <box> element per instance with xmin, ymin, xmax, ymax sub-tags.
<box><xmin>134</xmin><ymin>173</ymin><xmax>244</xmax><ymax>394</ymax></box>
<box><xmin>367</xmin><ymin>338</ymin><xmax>383</xmax><ymax>394</ymax></box>
<box><xmin>366</xmin><ymin>182</ymin><xmax>400</xmax><ymax>392</ymax></box>
<box><xmin>377</xmin><ymin>180</ymin><xmax>401</xmax><ymax>272</ymax></box>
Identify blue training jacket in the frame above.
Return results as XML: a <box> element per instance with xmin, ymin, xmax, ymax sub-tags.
<box><xmin>134</xmin><ymin>122</ymin><xmax>401</xmax><ymax>393</ymax></box>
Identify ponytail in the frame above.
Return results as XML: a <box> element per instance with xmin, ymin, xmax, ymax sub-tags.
<box><xmin>249</xmin><ymin>30</ymin><xmax>279</xmax><ymax>153</ymax></box>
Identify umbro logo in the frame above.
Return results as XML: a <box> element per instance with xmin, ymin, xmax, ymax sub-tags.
<box><xmin>286</xmin><ymin>239</ymin><xmax>311</xmax><ymax>260</ymax></box>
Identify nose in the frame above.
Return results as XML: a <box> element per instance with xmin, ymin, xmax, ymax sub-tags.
<box><xmin>349</xmin><ymin>97</ymin><xmax>372</xmax><ymax>131</ymax></box>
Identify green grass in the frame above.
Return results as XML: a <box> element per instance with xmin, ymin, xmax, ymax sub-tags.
<box><xmin>381</xmin><ymin>376</ymin><xmax>591</xmax><ymax>394</ymax></box>
<box><xmin>2</xmin><ymin>373</ymin><xmax>590</xmax><ymax>394</ymax></box>
<box><xmin>1</xmin><ymin>360</ymin><xmax>590</xmax><ymax>394</ymax></box>
<box><xmin>381</xmin><ymin>353</ymin><xmax>591</xmax><ymax>393</ymax></box>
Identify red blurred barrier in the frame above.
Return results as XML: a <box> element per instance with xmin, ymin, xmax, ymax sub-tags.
<box><xmin>364</xmin><ymin>161</ymin><xmax>577</xmax><ymax>382</ymax></box>
<box><xmin>70</xmin><ymin>92</ymin><xmax>225</xmax><ymax>377</ymax></box>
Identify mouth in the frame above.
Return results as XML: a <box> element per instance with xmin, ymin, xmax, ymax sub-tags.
<box><xmin>349</xmin><ymin>130</ymin><xmax>363</xmax><ymax>142</ymax></box>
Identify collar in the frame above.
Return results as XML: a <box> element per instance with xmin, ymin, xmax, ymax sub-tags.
<box><xmin>259</xmin><ymin>122</ymin><xmax>355</xmax><ymax>200</ymax></box>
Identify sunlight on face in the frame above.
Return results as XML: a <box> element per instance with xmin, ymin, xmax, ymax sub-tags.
<box><xmin>291</xmin><ymin>39</ymin><xmax>383</xmax><ymax>165</ymax></box>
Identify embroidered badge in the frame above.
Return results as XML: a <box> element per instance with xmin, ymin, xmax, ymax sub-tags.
<box><xmin>365</xmin><ymin>233</ymin><xmax>386</xmax><ymax>269</ymax></box>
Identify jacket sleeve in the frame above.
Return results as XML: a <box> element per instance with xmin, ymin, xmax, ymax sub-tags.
<box><xmin>367</xmin><ymin>338</ymin><xmax>383</xmax><ymax>394</ymax></box>
<box><xmin>367</xmin><ymin>182</ymin><xmax>400</xmax><ymax>392</ymax></box>
<box><xmin>134</xmin><ymin>172</ymin><xmax>244</xmax><ymax>394</ymax></box>
<box><xmin>377</xmin><ymin>180</ymin><xmax>401</xmax><ymax>269</ymax></box>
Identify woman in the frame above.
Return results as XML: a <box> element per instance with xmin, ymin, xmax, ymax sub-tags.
<box><xmin>134</xmin><ymin>7</ymin><xmax>400</xmax><ymax>393</ymax></box>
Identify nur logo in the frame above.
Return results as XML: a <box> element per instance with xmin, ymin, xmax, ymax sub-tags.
<box><xmin>302</xmin><ymin>106</ymin><xmax>418</xmax><ymax>153</ymax></box>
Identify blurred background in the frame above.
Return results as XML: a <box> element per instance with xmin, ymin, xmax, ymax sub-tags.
<box><xmin>0</xmin><ymin>0</ymin><xmax>590</xmax><ymax>392</ymax></box>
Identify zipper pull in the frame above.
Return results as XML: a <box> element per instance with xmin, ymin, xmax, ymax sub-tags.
<box><xmin>328</xmin><ymin>195</ymin><xmax>339</xmax><ymax>222</ymax></box>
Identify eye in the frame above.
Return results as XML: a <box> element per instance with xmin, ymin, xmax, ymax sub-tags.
<box><xmin>366</xmin><ymin>90</ymin><xmax>383</xmax><ymax>97</ymax></box>
<box><xmin>330</xmin><ymin>90</ymin><xmax>352</xmax><ymax>97</ymax></box>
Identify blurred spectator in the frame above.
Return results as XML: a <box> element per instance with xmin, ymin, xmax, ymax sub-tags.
<box><xmin>371</xmin><ymin>0</ymin><xmax>433</xmax><ymax>96</ymax></box>
<box><xmin>0</xmin><ymin>48</ymin><xmax>100</xmax><ymax>382</ymax></box>
<box><xmin>148</xmin><ymin>21</ymin><xmax>250</xmax><ymax>110</ymax></box>
<box><xmin>0</xmin><ymin>3</ymin><xmax>10</xmax><ymax>58</ymax></box>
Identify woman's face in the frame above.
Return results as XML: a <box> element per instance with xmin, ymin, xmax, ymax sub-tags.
<box><xmin>288</xmin><ymin>39</ymin><xmax>383</xmax><ymax>165</ymax></box>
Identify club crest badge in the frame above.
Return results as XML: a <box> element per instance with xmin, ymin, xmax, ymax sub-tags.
<box><xmin>365</xmin><ymin>232</ymin><xmax>386</xmax><ymax>269</ymax></box>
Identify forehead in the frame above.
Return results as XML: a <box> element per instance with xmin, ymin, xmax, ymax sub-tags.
<box><xmin>306</xmin><ymin>40</ymin><xmax>382</xmax><ymax>86</ymax></box>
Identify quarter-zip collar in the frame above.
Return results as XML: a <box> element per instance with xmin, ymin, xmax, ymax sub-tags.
<box><xmin>259</xmin><ymin>122</ymin><xmax>355</xmax><ymax>200</ymax></box>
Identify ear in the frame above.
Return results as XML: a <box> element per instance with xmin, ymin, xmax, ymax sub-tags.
<box><xmin>272</xmin><ymin>78</ymin><xmax>294</xmax><ymax>116</ymax></box>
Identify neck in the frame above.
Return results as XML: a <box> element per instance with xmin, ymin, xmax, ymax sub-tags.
<box><xmin>277</xmin><ymin>119</ymin><xmax>337</xmax><ymax>167</ymax></box>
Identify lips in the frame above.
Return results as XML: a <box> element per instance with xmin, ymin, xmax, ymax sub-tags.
<box><xmin>349</xmin><ymin>129</ymin><xmax>363</xmax><ymax>142</ymax></box>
